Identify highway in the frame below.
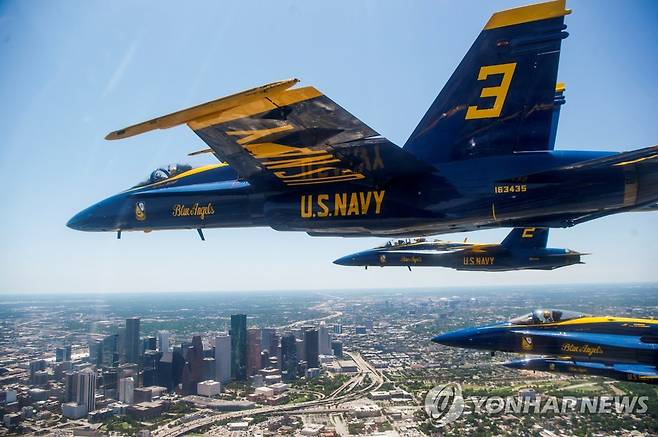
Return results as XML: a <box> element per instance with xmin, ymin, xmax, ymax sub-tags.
<box><xmin>152</xmin><ymin>352</ymin><xmax>383</xmax><ymax>436</ymax></box>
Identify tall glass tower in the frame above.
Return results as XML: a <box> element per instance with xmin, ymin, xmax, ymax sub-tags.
<box><xmin>230</xmin><ymin>314</ymin><xmax>247</xmax><ymax>380</ymax></box>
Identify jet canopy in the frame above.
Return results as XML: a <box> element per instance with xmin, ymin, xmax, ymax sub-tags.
<box><xmin>135</xmin><ymin>163</ymin><xmax>193</xmax><ymax>187</ymax></box>
<box><xmin>510</xmin><ymin>309</ymin><xmax>587</xmax><ymax>325</ymax></box>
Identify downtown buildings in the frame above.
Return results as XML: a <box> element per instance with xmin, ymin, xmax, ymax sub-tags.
<box><xmin>230</xmin><ymin>314</ymin><xmax>247</xmax><ymax>381</ymax></box>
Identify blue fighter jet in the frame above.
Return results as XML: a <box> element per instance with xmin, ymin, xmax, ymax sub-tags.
<box><xmin>433</xmin><ymin>310</ymin><xmax>658</xmax><ymax>385</ymax></box>
<box><xmin>68</xmin><ymin>0</ymin><xmax>658</xmax><ymax>240</ymax></box>
<box><xmin>334</xmin><ymin>227</ymin><xmax>585</xmax><ymax>271</ymax></box>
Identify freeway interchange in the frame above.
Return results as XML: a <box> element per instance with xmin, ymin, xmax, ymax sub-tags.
<box><xmin>152</xmin><ymin>352</ymin><xmax>383</xmax><ymax>437</ymax></box>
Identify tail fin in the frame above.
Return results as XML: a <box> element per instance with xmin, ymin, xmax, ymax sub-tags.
<box><xmin>404</xmin><ymin>0</ymin><xmax>570</xmax><ymax>163</ymax></box>
<box><xmin>501</xmin><ymin>227</ymin><xmax>549</xmax><ymax>250</ymax></box>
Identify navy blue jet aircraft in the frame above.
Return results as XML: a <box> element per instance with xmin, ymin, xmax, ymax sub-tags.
<box><xmin>68</xmin><ymin>0</ymin><xmax>658</xmax><ymax>240</ymax></box>
<box><xmin>333</xmin><ymin>227</ymin><xmax>585</xmax><ymax>271</ymax></box>
<box><xmin>433</xmin><ymin>310</ymin><xmax>658</xmax><ymax>385</ymax></box>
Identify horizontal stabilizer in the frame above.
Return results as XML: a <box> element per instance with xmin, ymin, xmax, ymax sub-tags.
<box><xmin>509</xmin><ymin>145</ymin><xmax>658</xmax><ymax>182</ymax></box>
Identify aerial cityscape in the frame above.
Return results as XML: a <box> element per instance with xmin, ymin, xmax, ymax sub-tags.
<box><xmin>2</xmin><ymin>0</ymin><xmax>657</xmax><ymax>436</ymax></box>
<box><xmin>1</xmin><ymin>284</ymin><xmax>656</xmax><ymax>436</ymax></box>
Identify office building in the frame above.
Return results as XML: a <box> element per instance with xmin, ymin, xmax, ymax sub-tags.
<box><xmin>76</xmin><ymin>368</ymin><xmax>96</xmax><ymax>413</ymax></box>
<box><xmin>331</xmin><ymin>340</ymin><xmax>343</xmax><ymax>358</ymax></box>
<box><xmin>143</xmin><ymin>336</ymin><xmax>157</xmax><ymax>352</ymax></box>
<box><xmin>260</xmin><ymin>328</ymin><xmax>275</xmax><ymax>353</ymax></box>
<box><xmin>333</xmin><ymin>324</ymin><xmax>342</xmax><ymax>335</ymax></box>
<box><xmin>182</xmin><ymin>335</ymin><xmax>204</xmax><ymax>395</ymax></box>
<box><xmin>157</xmin><ymin>331</ymin><xmax>170</xmax><ymax>352</ymax></box>
<box><xmin>197</xmin><ymin>380</ymin><xmax>222</xmax><ymax>397</ymax></box>
<box><xmin>230</xmin><ymin>314</ymin><xmax>247</xmax><ymax>380</ymax></box>
<box><xmin>119</xmin><ymin>377</ymin><xmax>134</xmax><ymax>404</ymax></box>
<box><xmin>100</xmin><ymin>334</ymin><xmax>119</xmax><ymax>368</ymax></box>
<box><xmin>125</xmin><ymin>318</ymin><xmax>141</xmax><ymax>364</ymax></box>
<box><xmin>319</xmin><ymin>322</ymin><xmax>331</xmax><ymax>355</ymax></box>
<box><xmin>304</xmin><ymin>328</ymin><xmax>319</xmax><ymax>369</ymax></box>
<box><xmin>214</xmin><ymin>335</ymin><xmax>231</xmax><ymax>383</ymax></box>
<box><xmin>280</xmin><ymin>333</ymin><xmax>298</xmax><ymax>381</ymax></box>
<box><xmin>247</xmin><ymin>328</ymin><xmax>261</xmax><ymax>376</ymax></box>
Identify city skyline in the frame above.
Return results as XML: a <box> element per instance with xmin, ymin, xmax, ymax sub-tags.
<box><xmin>1</xmin><ymin>284</ymin><xmax>656</xmax><ymax>435</ymax></box>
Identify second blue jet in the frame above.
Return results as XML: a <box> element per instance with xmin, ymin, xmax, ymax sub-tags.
<box><xmin>334</xmin><ymin>227</ymin><xmax>585</xmax><ymax>271</ymax></box>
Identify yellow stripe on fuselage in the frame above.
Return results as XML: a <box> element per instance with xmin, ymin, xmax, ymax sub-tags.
<box><xmin>128</xmin><ymin>163</ymin><xmax>228</xmax><ymax>192</ymax></box>
<box><xmin>512</xmin><ymin>316</ymin><xmax>658</xmax><ymax>328</ymax></box>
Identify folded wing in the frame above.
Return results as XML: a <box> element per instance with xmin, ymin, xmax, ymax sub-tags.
<box><xmin>107</xmin><ymin>79</ymin><xmax>432</xmax><ymax>189</ymax></box>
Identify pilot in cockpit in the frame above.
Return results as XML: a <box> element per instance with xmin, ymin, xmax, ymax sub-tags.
<box><xmin>138</xmin><ymin>163</ymin><xmax>193</xmax><ymax>187</ymax></box>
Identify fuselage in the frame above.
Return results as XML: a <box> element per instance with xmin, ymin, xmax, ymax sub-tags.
<box><xmin>433</xmin><ymin>313</ymin><xmax>658</xmax><ymax>366</ymax></box>
<box><xmin>67</xmin><ymin>149</ymin><xmax>658</xmax><ymax>237</ymax></box>
<box><xmin>334</xmin><ymin>245</ymin><xmax>581</xmax><ymax>271</ymax></box>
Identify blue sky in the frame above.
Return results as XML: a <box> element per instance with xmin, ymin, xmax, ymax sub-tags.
<box><xmin>1</xmin><ymin>0</ymin><xmax>657</xmax><ymax>293</ymax></box>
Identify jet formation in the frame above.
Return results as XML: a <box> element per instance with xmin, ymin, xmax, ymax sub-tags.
<box><xmin>433</xmin><ymin>309</ymin><xmax>658</xmax><ymax>385</ymax></box>
<box><xmin>67</xmin><ymin>0</ymin><xmax>658</xmax><ymax>251</ymax></box>
<box><xmin>334</xmin><ymin>227</ymin><xmax>585</xmax><ymax>271</ymax></box>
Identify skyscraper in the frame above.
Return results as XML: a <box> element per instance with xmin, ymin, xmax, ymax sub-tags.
<box><xmin>143</xmin><ymin>336</ymin><xmax>157</xmax><ymax>352</ymax></box>
<box><xmin>64</xmin><ymin>371</ymin><xmax>77</xmax><ymax>403</ymax></box>
<box><xmin>88</xmin><ymin>341</ymin><xmax>102</xmax><ymax>367</ymax></box>
<box><xmin>157</xmin><ymin>350</ymin><xmax>184</xmax><ymax>392</ymax></box>
<box><xmin>142</xmin><ymin>350</ymin><xmax>162</xmax><ymax>387</ymax></box>
<box><xmin>214</xmin><ymin>335</ymin><xmax>231</xmax><ymax>383</ymax></box>
<box><xmin>230</xmin><ymin>314</ymin><xmax>247</xmax><ymax>381</ymax></box>
<box><xmin>125</xmin><ymin>318</ymin><xmax>140</xmax><ymax>364</ymax></box>
<box><xmin>247</xmin><ymin>328</ymin><xmax>261</xmax><ymax>376</ymax></box>
<box><xmin>304</xmin><ymin>328</ymin><xmax>319</xmax><ymax>369</ymax></box>
<box><xmin>280</xmin><ymin>333</ymin><xmax>298</xmax><ymax>381</ymax></box>
<box><xmin>260</xmin><ymin>328</ymin><xmax>275</xmax><ymax>353</ymax></box>
<box><xmin>100</xmin><ymin>334</ymin><xmax>119</xmax><ymax>368</ymax></box>
<box><xmin>331</xmin><ymin>340</ymin><xmax>343</xmax><ymax>358</ymax></box>
<box><xmin>119</xmin><ymin>377</ymin><xmax>134</xmax><ymax>404</ymax></box>
<box><xmin>182</xmin><ymin>335</ymin><xmax>205</xmax><ymax>395</ymax></box>
<box><xmin>157</xmin><ymin>331</ymin><xmax>170</xmax><ymax>352</ymax></box>
<box><xmin>319</xmin><ymin>322</ymin><xmax>331</xmax><ymax>355</ymax></box>
<box><xmin>76</xmin><ymin>369</ymin><xmax>96</xmax><ymax>413</ymax></box>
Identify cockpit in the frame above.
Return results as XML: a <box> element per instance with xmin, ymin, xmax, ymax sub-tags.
<box><xmin>509</xmin><ymin>309</ymin><xmax>587</xmax><ymax>325</ymax></box>
<box><xmin>134</xmin><ymin>163</ymin><xmax>193</xmax><ymax>187</ymax></box>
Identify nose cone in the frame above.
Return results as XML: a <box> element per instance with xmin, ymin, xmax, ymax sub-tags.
<box><xmin>431</xmin><ymin>327</ymin><xmax>479</xmax><ymax>347</ymax></box>
<box><xmin>67</xmin><ymin>194</ymin><xmax>129</xmax><ymax>231</ymax></box>
<box><xmin>333</xmin><ymin>250</ymin><xmax>379</xmax><ymax>266</ymax></box>
<box><xmin>503</xmin><ymin>359</ymin><xmax>532</xmax><ymax>370</ymax></box>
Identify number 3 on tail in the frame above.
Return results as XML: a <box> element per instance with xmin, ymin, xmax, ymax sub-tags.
<box><xmin>465</xmin><ymin>62</ymin><xmax>517</xmax><ymax>120</ymax></box>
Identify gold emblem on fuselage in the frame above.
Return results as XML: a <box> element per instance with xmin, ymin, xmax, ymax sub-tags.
<box><xmin>135</xmin><ymin>202</ymin><xmax>146</xmax><ymax>221</ymax></box>
<box><xmin>521</xmin><ymin>336</ymin><xmax>533</xmax><ymax>351</ymax></box>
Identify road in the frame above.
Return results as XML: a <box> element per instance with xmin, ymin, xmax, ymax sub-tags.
<box><xmin>153</xmin><ymin>351</ymin><xmax>383</xmax><ymax>436</ymax></box>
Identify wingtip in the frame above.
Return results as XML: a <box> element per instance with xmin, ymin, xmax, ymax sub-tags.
<box><xmin>103</xmin><ymin>77</ymin><xmax>302</xmax><ymax>141</ymax></box>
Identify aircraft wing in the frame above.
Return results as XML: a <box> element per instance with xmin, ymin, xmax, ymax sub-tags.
<box><xmin>511</xmin><ymin>329</ymin><xmax>657</xmax><ymax>350</ymax></box>
<box><xmin>106</xmin><ymin>79</ymin><xmax>433</xmax><ymax>189</ymax></box>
